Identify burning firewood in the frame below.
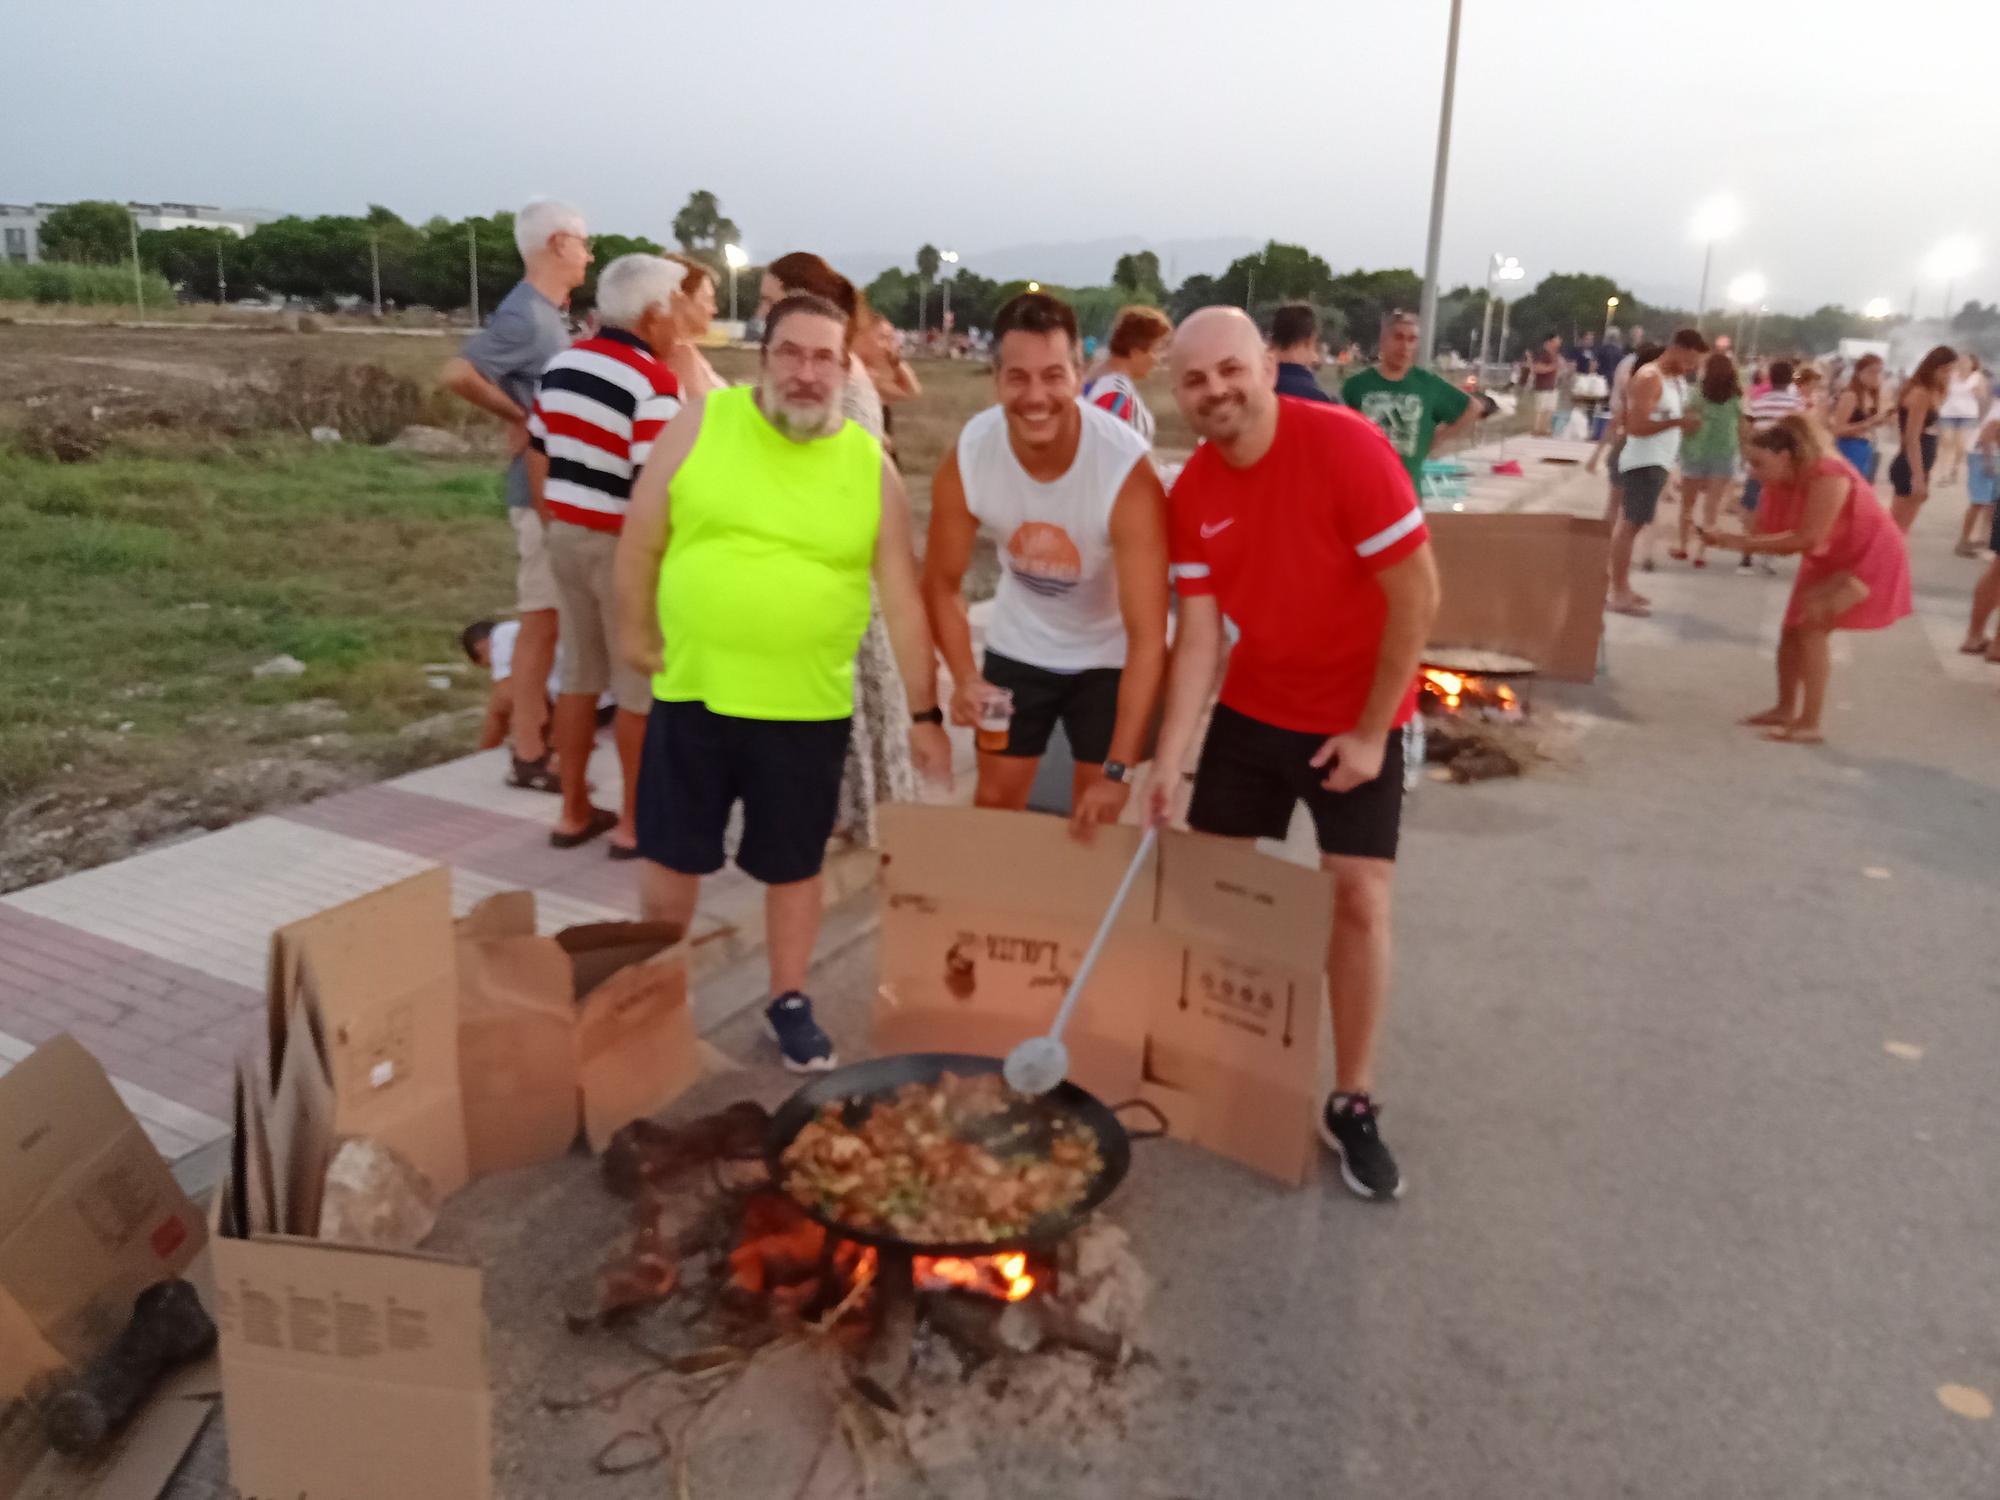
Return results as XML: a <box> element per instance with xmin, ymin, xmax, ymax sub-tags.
<box><xmin>601</xmin><ymin>1101</ymin><xmax>770</xmax><ymax>1199</ymax></box>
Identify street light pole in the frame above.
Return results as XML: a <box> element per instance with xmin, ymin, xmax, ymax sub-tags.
<box><xmin>1603</xmin><ymin>296</ymin><xmax>1619</xmax><ymax>339</ymax></box>
<box><xmin>1695</xmin><ymin>240</ymin><xmax>1714</xmax><ymax>333</ymax></box>
<box><xmin>128</xmin><ymin>210</ymin><xmax>144</xmax><ymax>317</ymax></box>
<box><xmin>1417</xmin><ymin>0</ymin><xmax>1464</xmax><ymax>367</ymax></box>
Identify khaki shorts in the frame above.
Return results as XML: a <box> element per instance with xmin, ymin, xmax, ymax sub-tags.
<box><xmin>1534</xmin><ymin>389</ymin><xmax>1558</xmax><ymax>415</ymax></box>
<box><xmin>545</xmin><ymin>519</ymin><xmax>651</xmax><ymax>714</ymax></box>
<box><xmin>510</xmin><ymin>507</ymin><xmax>560</xmax><ymax>615</ymax></box>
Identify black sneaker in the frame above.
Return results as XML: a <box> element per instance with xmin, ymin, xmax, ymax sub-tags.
<box><xmin>764</xmin><ymin>992</ymin><xmax>837</xmax><ymax>1073</ymax></box>
<box><xmin>1318</xmin><ymin>1093</ymin><xmax>1404</xmax><ymax>1201</ymax></box>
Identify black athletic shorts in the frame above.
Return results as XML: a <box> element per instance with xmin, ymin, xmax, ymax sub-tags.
<box><xmin>1620</xmin><ymin>464</ymin><xmax>1670</xmax><ymax>527</ymax></box>
<box><xmin>635</xmin><ymin>700</ymin><xmax>850</xmax><ymax>886</ymax></box>
<box><xmin>1187</xmin><ymin>704</ymin><xmax>1407</xmax><ymax>861</ymax></box>
<box><xmin>981</xmin><ymin>648</ymin><xmax>1121</xmax><ymax>763</ymax></box>
<box><xmin>1889</xmin><ymin>433</ymin><xmax>1938</xmax><ymax>499</ymax></box>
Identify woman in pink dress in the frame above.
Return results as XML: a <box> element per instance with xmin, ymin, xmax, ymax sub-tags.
<box><xmin>1698</xmin><ymin>414</ymin><xmax>1912</xmax><ymax>744</ymax></box>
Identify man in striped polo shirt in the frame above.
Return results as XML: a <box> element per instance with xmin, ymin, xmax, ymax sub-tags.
<box><xmin>526</xmin><ymin>254</ymin><xmax>685</xmax><ymax>855</ymax></box>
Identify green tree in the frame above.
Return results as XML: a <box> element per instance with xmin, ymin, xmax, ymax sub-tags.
<box><xmin>867</xmin><ymin>266</ymin><xmax>920</xmax><ymax>328</ymax></box>
<box><xmin>945</xmin><ymin>268</ymin><xmax>1001</xmax><ymax>332</ymax></box>
<box><xmin>1324</xmin><ymin>267</ymin><xmax>1423</xmax><ymax>349</ymax></box>
<box><xmin>672</xmin><ymin>190</ymin><xmax>723</xmax><ymax>251</ymax></box>
<box><xmin>1168</xmin><ymin>273</ymin><xmax>1221</xmax><ymax>321</ymax></box>
<box><xmin>1507</xmin><ymin>271</ymin><xmax>1629</xmax><ymax>346</ymax></box>
<box><xmin>1112</xmin><ymin>250</ymin><xmax>1165</xmax><ymax>301</ymax></box>
<box><xmin>575</xmin><ymin>231</ymin><xmax>667</xmax><ymax>313</ymax></box>
<box><xmin>137</xmin><ymin>226</ymin><xmax>255</xmax><ymax>301</ymax></box>
<box><xmin>1216</xmin><ymin>242</ymin><xmax>1338</xmax><ymax>316</ymax></box>
<box><xmin>39</xmin><ymin>201</ymin><xmax>134</xmax><ymax>265</ymax></box>
<box><xmin>916</xmin><ymin>244</ymin><xmax>942</xmax><ymax>284</ymax></box>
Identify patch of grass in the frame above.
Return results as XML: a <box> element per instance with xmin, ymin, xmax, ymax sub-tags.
<box><xmin>0</xmin><ymin>441</ymin><xmax>512</xmax><ymax>807</ymax></box>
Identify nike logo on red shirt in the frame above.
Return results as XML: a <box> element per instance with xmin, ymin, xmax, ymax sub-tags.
<box><xmin>1199</xmin><ymin>518</ymin><xmax>1235</xmax><ymax>539</ymax></box>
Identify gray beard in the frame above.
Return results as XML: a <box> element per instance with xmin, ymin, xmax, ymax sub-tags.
<box><xmin>758</xmin><ymin>386</ymin><xmax>836</xmax><ymax>442</ymax></box>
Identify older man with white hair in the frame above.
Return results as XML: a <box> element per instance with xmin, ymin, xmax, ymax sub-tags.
<box><xmin>440</xmin><ymin>197</ymin><xmax>592</xmax><ymax>791</ymax></box>
<box><xmin>525</xmin><ymin>254</ymin><xmax>683</xmax><ymax>854</ymax></box>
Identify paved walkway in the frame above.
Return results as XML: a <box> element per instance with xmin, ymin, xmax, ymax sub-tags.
<box><xmin>0</xmin><ymin>660</ymin><xmax>983</xmax><ymax>1160</ymax></box>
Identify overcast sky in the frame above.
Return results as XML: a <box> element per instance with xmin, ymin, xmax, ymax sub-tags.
<box><xmin>10</xmin><ymin>0</ymin><xmax>1996</xmax><ymax>314</ymax></box>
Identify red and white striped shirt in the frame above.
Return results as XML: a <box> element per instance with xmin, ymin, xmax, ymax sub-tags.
<box><xmin>527</xmin><ymin>327</ymin><xmax>681</xmax><ymax>532</ymax></box>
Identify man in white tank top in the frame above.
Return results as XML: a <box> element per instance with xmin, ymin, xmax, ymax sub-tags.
<box><xmin>1610</xmin><ymin>328</ymin><xmax>1709</xmax><ymax>616</ymax></box>
<box><xmin>923</xmin><ymin>291</ymin><xmax>1170</xmax><ymax>834</ymax></box>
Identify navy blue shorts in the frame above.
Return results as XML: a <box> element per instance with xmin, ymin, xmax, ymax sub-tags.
<box><xmin>636</xmin><ymin>701</ymin><xmax>850</xmax><ymax>886</ymax></box>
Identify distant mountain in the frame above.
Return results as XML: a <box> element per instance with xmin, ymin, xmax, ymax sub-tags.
<box><xmin>832</xmin><ymin>234</ymin><xmax>1262</xmax><ymax>288</ymax></box>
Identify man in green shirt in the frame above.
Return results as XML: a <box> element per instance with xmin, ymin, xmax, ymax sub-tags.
<box><xmin>615</xmin><ymin>292</ymin><xmax>952</xmax><ymax>1072</ymax></box>
<box><xmin>1340</xmin><ymin>311</ymin><xmax>1481</xmax><ymax>485</ymax></box>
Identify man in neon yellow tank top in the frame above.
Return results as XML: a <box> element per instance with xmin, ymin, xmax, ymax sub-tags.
<box><xmin>615</xmin><ymin>293</ymin><xmax>952</xmax><ymax>1071</ymax></box>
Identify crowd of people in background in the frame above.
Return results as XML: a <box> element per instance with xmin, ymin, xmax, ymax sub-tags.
<box><xmin>428</xmin><ymin>195</ymin><xmax>1995</xmax><ymax>1195</ymax></box>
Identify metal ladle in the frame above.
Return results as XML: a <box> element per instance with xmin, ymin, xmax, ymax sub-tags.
<box><xmin>1003</xmin><ymin>825</ymin><xmax>1159</xmax><ymax>1096</ymax></box>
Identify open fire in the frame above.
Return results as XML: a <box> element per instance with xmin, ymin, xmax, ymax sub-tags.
<box><xmin>1421</xmin><ymin>666</ymin><xmax>1522</xmax><ymax>718</ymax></box>
<box><xmin>916</xmin><ymin>1252</ymin><xmax>1037</xmax><ymax>1303</ymax></box>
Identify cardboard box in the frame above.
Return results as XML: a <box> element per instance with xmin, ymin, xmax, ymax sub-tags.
<box><xmin>210</xmin><ymin>1222</ymin><xmax>489</xmax><ymax>1500</ymax></box>
<box><xmin>456</xmin><ymin>895</ymin><xmax>699</xmax><ymax>1170</ymax></box>
<box><xmin>214</xmin><ymin>969</ymin><xmax>491</xmax><ymax>1500</ymax></box>
<box><xmin>874</xmin><ymin>806</ymin><xmax>1166</xmax><ymax>1105</ymax></box>
<box><xmin>267</xmin><ymin>866</ymin><xmax>470</xmax><ymax>1198</ymax></box>
<box><xmin>1426</xmin><ymin>510</ymin><xmax>1610</xmax><ymax>682</ymax></box>
<box><xmin>210</xmin><ymin>871</ymin><xmax>700</xmax><ymax>1500</ymax></box>
<box><xmin>0</xmin><ymin>1035</ymin><xmax>211</xmax><ymax>1500</ymax></box>
<box><xmin>874</xmin><ymin>806</ymin><xmax>1332</xmax><ymax>1185</ymax></box>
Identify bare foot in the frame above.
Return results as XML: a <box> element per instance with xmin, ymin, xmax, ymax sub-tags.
<box><xmin>1607</xmin><ymin>595</ymin><xmax>1652</xmax><ymax>617</ymax></box>
<box><xmin>1960</xmin><ymin>636</ymin><xmax>1992</xmax><ymax>654</ymax></box>
<box><xmin>1740</xmin><ymin>708</ymin><xmax>1791</xmax><ymax>727</ymax></box>
<box><xmin>1764</xmin><ymin>726</ymin><xmax>1825</xmax><ymax>745</ymax></box>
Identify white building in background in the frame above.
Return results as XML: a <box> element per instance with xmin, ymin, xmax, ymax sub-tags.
<box><xmin>0</xmin><ymin>201</ymin><xmax>248</xmax><ymax>263</ymax></box>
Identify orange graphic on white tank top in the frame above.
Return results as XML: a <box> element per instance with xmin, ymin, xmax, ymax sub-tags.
<box><xmin>1004</xmin><ymin>521</ymin><xmax>1083</xmax><ymax>598</ymax></box>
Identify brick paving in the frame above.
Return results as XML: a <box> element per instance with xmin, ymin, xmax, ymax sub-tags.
<box><xmin>0</xmin><ymin>647</ymin><xmax>984</xmax><ymax>1161</ymax></box>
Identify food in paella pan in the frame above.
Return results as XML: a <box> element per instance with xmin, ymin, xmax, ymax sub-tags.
<box><xmin>779</xmin><ymin>1071</ymin><xmax>1104</xmax><ymax>1243</ymax></box>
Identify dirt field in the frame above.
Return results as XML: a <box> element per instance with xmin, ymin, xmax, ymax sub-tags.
<box><xmin>0</xmin><ymin>318</ymin><xmax>1193</xmax><ymax>891</ymax></box>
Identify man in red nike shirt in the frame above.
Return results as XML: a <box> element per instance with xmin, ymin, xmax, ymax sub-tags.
<box><xmin>1149</xmin><ymin>306</ymin><xmax>1440</xmax><ymax>1201</ymax></box>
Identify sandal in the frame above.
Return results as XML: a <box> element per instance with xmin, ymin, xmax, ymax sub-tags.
<box><xmin>607</xmin><ymin>841</ymin><xmax>644</xmax><ymax>862</ymax></box>
<box><xmin>508</xmin><ymin>753</ymin><xmax>562</xmax><ymax>793</ymax></box>
<box><xmin>550</xmin><ymin>807</ymin><xmax>619</xmax><ymax>849</ymax></box>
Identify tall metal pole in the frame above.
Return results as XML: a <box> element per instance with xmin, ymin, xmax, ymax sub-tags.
<box><xmin>1476</xmin><ymin>290</ymin><xmax>1495</xmax><ymax>374</ymax></box>
<box><xmin>129</xmin><ymin>211</ymin><xmax>144</xmax><ymax>317</ymax></box>
<box><xmin>1417</xmin><ymin>0</ymin><xmax>1464</xmax><ymax>367</ymax></box>
<box><xmin>216</xmin><ymin>237</ymin><xmax>226</xmax><ymax>305</ymax></box>
<box><xmin>1695</xmin><ymin>240</ymin><xmax>1714</xmax><ymax>332</ymax></box>
<box><xmin>1498</xmin><ymin>297</ymin><xmax>1511</xmax><ymax>365</ymax></box>
<box><xmin>370</xmin><ymin>231</ymin><xmax>382</xmax><ymax>316</ymax></box>
<box><xmin>943</xmin><ymin>275</ymin><xmax>952</xmax><ymax>336</ymax></box>
<box><xmin>1245</xmin><ymin>265</ymin><xmax>1255</xmax><ymax>314</ymax></box>
<box><xmin>468</xmin><ymin>224</ymin><xmax>480</xmax><ymax>327</ymax></box>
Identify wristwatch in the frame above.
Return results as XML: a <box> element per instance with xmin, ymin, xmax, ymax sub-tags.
<box><xmin>910</xmin><ymin>706</ymin><xmax>944</xmax><ymax>726</ymax></box>
<box><xmin>1102</xmin><ymin>760</ymin><xmax>1131</xmax><ymax>784</ymax></box>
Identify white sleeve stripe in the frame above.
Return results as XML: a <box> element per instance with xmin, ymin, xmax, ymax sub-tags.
<box><xmin>1354</xmin><ymin>507</ymin><xmax>1425</xmax><ymax>558</ymax></box>
<box><xmin>1170</xmin><ymin>563</ymin><xmax>1211</xmax><ymax>579</ymax></box>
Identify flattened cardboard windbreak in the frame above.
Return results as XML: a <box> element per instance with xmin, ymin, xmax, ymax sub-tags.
<box><xmin>874</xmin><ymin>806</ymin><xmax>1334</xmax><ymax>1186</ymax></box>
<box><xmin>1426</xmin><ymin>510</ymin><xmax>1610</xmax><ymax>682</ymax></box>
<box><xmin>0</xmin><ymin>1035</ymin><xmax>211</xmax><ymax>1500</ymax></box>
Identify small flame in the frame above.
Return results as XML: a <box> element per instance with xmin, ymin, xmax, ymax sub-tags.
<box><xmin>915</xmin><ymin>1252</ymin><xmax>1036</xmax><ymax>1302</ymax></box>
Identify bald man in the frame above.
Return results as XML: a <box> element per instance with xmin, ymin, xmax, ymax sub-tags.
<box><xmin>1150</xmin><ymin>307</ymin><xmax>1440</xmax><ymax>1202</ymax></box>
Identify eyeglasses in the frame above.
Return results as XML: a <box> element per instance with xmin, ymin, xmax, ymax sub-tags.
<box><xmin>768</xmin><ymin>343</ymin><xmax>845</xmax><ymax>373</ymax></box>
